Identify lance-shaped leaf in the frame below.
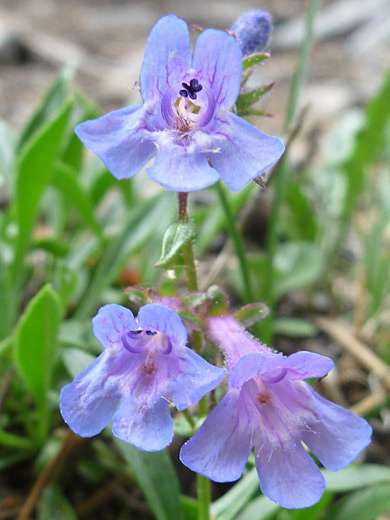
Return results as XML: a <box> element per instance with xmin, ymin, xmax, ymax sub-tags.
<box><xmin>242</xmin><ymin>52</ymin><xmax>270</xmax><ymax>71</ymax></box>
<box><xmin>233</xmin><ymin>302</ymin><xmax>269</xmax><ymax>328</ymax></box>
<box><xmin>236</xmin><ymin>82</ymin><xmax>274</xmax><ymax>114</ymax></box>
<box><xmin>14</xmin><ymin>285</ymin><xmax>62</xmax><ymax>441</ymax></box>
<box><xmin>155</xmin><ymin>222</ymin><xmax>194</xmax><ymax>268</ymax></box>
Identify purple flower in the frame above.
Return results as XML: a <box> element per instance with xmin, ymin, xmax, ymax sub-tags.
<box><xmin>60</xmin><ymin>304</ymin><xmax>225</xmax><ymax>451</ymax></box>
<box><xmin>75</xmin><ymin>15</ymin><xmax>284</xmax><ymax>192</ymax></box>
<box><xmin>230</xmin><ymin>9</ymin><xmax>273</xmax><ymax>56</ymax></box>
<box><xmin>180</xmin><ymin>316</ymin><xmax>372</xmax><ymax>509</ymax></box>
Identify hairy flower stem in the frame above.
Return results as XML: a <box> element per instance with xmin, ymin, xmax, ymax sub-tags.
<box><xmin>177</xmin><ymin>192</ymin><xmax>211</xmax><ymax>520</ymax></box>
<box><xmin>178</xmin><ymin>192</ymin><xmax>198</xmax><ymax>292</ymax></box>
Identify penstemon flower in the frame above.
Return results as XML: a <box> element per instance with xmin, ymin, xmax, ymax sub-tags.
<box><xmin>75</xmin><ymin>15</ymin><xmax>284</xmax><ymax>192</ymax></box>
<box><xmin>60</xmin><ymin>304</ymin><xmax>225</xmax><ymax>451</ymax></box>
<box><xmin>180</xmin><ymin>315</ymin><xmax>372</xmax><ymax>509</ymax></box>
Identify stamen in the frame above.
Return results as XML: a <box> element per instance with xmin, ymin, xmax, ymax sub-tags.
<box><xmin>145</xmin><ymin>330</ymin><xmax>157</xmax><ymax>336</ymax></box>
<box><xmin>179</xmin><ymin>78</ymin><xmax>203</xmax><ymax>100</ymax></box>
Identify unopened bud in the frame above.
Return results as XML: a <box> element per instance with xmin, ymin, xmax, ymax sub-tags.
<box><xmin>230</xmin><ymin>9</ymin><xmax>273</xmax><ymax>56</ymax></box>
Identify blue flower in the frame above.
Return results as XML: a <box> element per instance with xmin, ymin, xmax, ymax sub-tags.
<box><xmin>60</xmin><ymin>304</ymin><xmax>225</xmax><ymax>451</ymax></box>
<box><xmin>75</xmin><ymin>15</ymin><xmax>284</xmax><ymax>192</ymax></box>
<box><xmin>230</xmin><ymin>10</ymin><xmax>273</xmax><ymax>56</ymax></box>
<box><xmin>180</xmin><ymin>315</ymin><xmax>372</xmax><ymax>509</ymax></box>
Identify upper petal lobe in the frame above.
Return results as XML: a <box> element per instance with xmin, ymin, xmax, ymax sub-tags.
<box><xmin>140</xmin><ymin>15</ymin><xmax>192</xmax><ymax>102</ymax></box>
<box><xmin>92</xmin><ymin>304</ymin><xmax>137</xmax><ymax>348</ymax></box>
<box><xmin>192</xmin><ymin>29</ymin><xmax>242</xmax><ymax>110</ymax></box>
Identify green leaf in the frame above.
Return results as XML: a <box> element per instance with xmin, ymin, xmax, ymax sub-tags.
<box><xmin>211</xmin><ymin>468</ymin><xmax>260</xmax><ymax>520</ymax></box>
<box><xmin>207</xmin><ymin>285</ymin><xmax>230</xmax><ymax>316</ymax></box>
<box><xmin>0</xmin><ymin>119</ymin><xmax>16</xmax><ymax>189</ymax></box>
<box><xmin>273</xmin><ymin>241</ymin><xmax>324</xmax><ymax>300</ymax></box>
<box><xmin>18</xmin><ymin>68</ymin><xmax>74</xmax><ymax>151</ymax></box>
<box><xmin>180</xmin><ymin>495</ymin><xmax>198</xmax><ymax>520</ymax></box>
<box><xmin>51</xmin><ymin>161</ymin><xmax>102</xmax><ymax>237</ymax></box>
<box><xmin>176</xmin><ymin>309</ymin><xmax>203</xmax><ymax>331</ymax></box>
<box><xmin>0</xmin><ymin>247</ymin><xmax>14</xmax><ymax>339</ymax></box>
<box><xmin>125</xmin><ymin>286</ymin><xmax>151</xmax><ymax>307</ymax></box>
<box><xmin>62</xmin><ymin>347</ymin><xmax>95</xmax><ymax>378</ymax></box>
<box><xmin>76</xmin><ymin>191</ymin><xmax>175</xmax><ymax>319</ymax></box>
<box><xmin>233</xmin><ymin>303</ymin><xmax>269</xmax><ymax>327</ymax></box>
<box><xmin>236</xmin><ymin>83</ymin><xmax>274</xmax><ymax>113</ymax></box>
<box><xmin>323</xmin><ymin>464</ymin><xmax>390</xmax><ymax>492</ymax></box>
<box><xmin>32</xmin><ymin>237</ymin><xmax>69</xmax><ymax>257</ymax></box>
<box><xmin>156</xmin><ymin>222</ymin><xmax>194</xmax><ymax>268</ymax></box>
<box><xmin>273</xmin><ymin>318</ymin><xmax>318</xmax><ymax>338</ymax></box>
<box><xmin>236</xmin><ymin>495</ymin><xmax>278</xmax><ymax>520</ymax></box>
<box><xmin>242</xmin><ymin>52</ymin><xmax>270</xmax><ymax>71</ymax></box>
<box><xmin>115</xmin><ymin>439</ymin><xmax>183</xmax><ymax>520</ymax></box>
<box><xmin>14</xmin><ymin>285</ymin><xmax>62</xmax><ymax>439</ymax></box>
<box><xmin>12</xmin><ymin>98</ymin><xmax>73</xmax><ymax>281</ymax></box>
<box><xmin>37</xmin><ymin>484</ymin><xmax>78</xmax><ymax>520</ymax></box>
<box><xmin>328</xmin><ymin>482</ymin><xmax>390</xmax><ymax>520</ymax></box>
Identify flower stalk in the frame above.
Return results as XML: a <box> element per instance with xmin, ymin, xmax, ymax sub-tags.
<box><xmin>177</xmin><ymin>191</ymin><xmax>211</xmax><ymax>520</ymax></box>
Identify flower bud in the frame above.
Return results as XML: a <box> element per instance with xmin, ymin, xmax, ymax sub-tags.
<box><xmin>230</xmin><ymin>9</ymin><xmax>273</xmax><ymax>56</ymax></box>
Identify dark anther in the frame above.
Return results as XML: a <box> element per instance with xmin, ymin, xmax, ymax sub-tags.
<box><xmin>179</xmin><ymin>78</ymin><xmax>203</xmax><ymax>100</ymax></box>
<box><xmin>145</xmin><ymin>330</ymin><xmax>157</xmax><ymax>336</ymax></box>
<box><xmin>129</xmin><ymin>330</ymin><xmax>142</xmax><ymax>335</ymax></box>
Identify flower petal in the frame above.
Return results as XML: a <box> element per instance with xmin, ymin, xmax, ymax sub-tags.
<box><xmin>211</xmin><ymin>114</ymin><xmax>284</xmax><ymax>191</ymax></box>
<box><xmin>255</xmin><ymin>438</ymin><xmax>326</xmax><ymax>509</ymax></box>
<box><xmin>92</xmin><ymin>304</ymin><xmax>137</xmax><ymax>348</ymax></box>
<box><xmin>285</xmin><ymin>351</ymin><xmax>334</xmax><ymax>380</ymax></box>
<box><xmin>192</xmin><ymin>29</ymin><xmax>242</xmax><ymax>110</ymax></box>
<box><xmin>301</xmin><ymin>390</ymin><xmax>372</xmax><ymax>471</ymax></box>
<box><xmin>112</xmin><ymin>395</ymin><xmax>173</xmax><ymax>451</ymax></box>
<box><xmin>180</xmin><ymin>390</ymin><xmax>252</xmax><ymax>482</ymax></box>
<box><xmin>137</xmin><ymin>304</ymin><xmax>187</xmax><ymax>347</ymax></box>
<box><xmin>60</xmin><ymin>352</ymin><xmax>122</xmax><ymax>437</ymax></box>
<box><xmin>228</xmin><ymin>353</ymin><xmax>280</xmax><ymax>388</ymax></box>
<box><xmin>146</xmin><ymin>140</ymin><xmax>219</xmax><ymax>192</ymax></box>
<box><xmin>75</xmin><ymin>105</ymin><xmax>157</xmax><ymax>180</ymax></box>
<box><xmin>140</xmin><ymin>15</ymin><xmax>191</xmax><ymax>102</ymax></box>
<box><xmin>170</xmin><ymin>347</ymin><xmax>226</xmax><ymax>411</ymax></box>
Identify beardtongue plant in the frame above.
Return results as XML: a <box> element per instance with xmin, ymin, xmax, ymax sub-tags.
<box><xmin>60</xmin><ymin>10</ymin><xmax>373</xmax><ymax>519</ymax></box>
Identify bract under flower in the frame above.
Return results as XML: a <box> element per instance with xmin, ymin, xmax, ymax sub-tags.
<box><xmin>60</xmin><ymin>303</ymin><xmax>225</xmax><ymax>451</ymax></box>
<box><xmin>180</xmin><ymin>315</ymin><xmax>372</xmax><ymax>509</ymax></box>
<box><xmin>75</xmin><ymin>14</ymin><xmax>284</xmax><ymax>192</ymax></box>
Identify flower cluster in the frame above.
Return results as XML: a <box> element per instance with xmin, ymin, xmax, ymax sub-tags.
<box><xmin>75</xmin><ymin>15</ymin><xmax>284</xmax><ymax>192</ymax></box>
<box><xmin>62</xmin><ymin>12</ymin><xmax>373</xmax><ymax>511</ymax></box>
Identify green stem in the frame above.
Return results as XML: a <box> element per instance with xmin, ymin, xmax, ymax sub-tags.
<box><xmin>178</xmin><ymin>193</ymin><xmax>198</xmax><ymax>292</ymax></box>
<box><xmin>215</xmin><ymin>182</ymin><xmax>254</xmax><ymax>302</ymax></box>
<box><xmin>262</xmin><ymin>0</ymin><xmax>322</xmax><ymax>344</ymax></box>
<box><xmin>177</xmin><ymin>192</ymin><xmax>210</xmax><ymax>520</ymax></box>
<box><xmin>197</xmin><ymin>474</ymin><xmax>211</xmax><ymax>520</ymax></box>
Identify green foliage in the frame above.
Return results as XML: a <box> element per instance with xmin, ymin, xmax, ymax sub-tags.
<box><xmin>115</xmin><ymin>439</ymin><xmax>183</xmax><ymax>520</ymax></box>
<box><xmin>14</xmin><ymin>285</ymin><xmax>62</xmax><ymax>442</ymax></box>
<box><xmin>156</xmin><ymin>222</ymin><xmax>194</xmax><ymax>268</ymax></box>
<box><xmin>37</xmin><ymin>485</ymin><xmax>78</xmax><ymax>520</ymax></box>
